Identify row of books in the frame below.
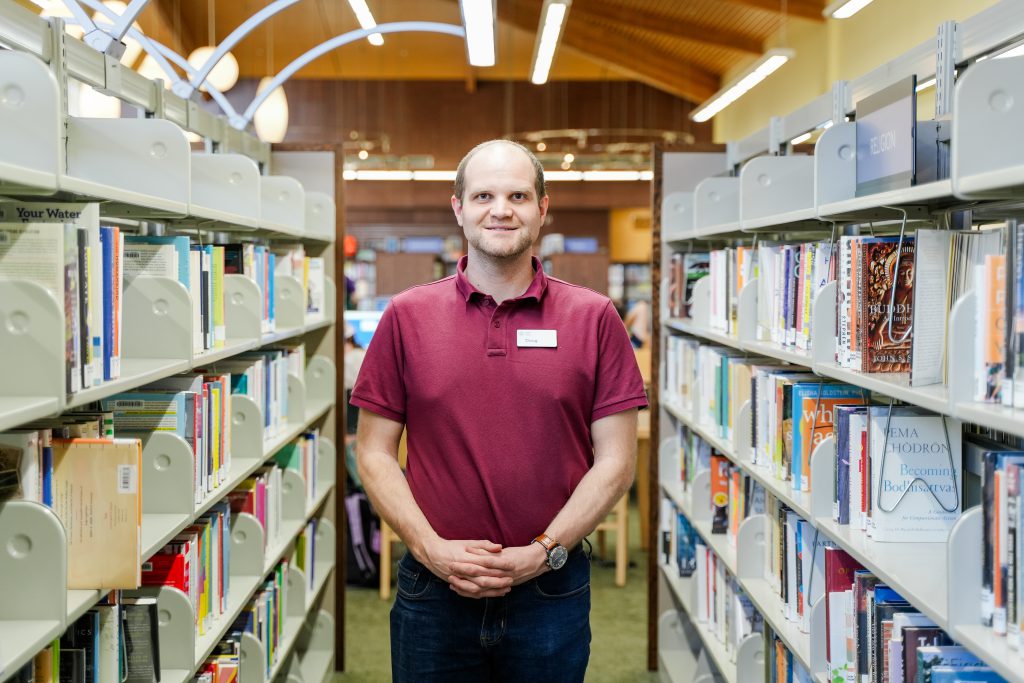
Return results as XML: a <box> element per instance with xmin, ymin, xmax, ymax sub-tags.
<box><xmin>274</xmin><ymin>430</ymin><xmax>321</xmax><ymax>506</ymax></box>
<box><xmin>825</xmin><ymin>546</ymin><xmax>1005</xmax><ymax>683</ymax></box>
<box><xmin>0</xmin><ymin>217</ymin><xmax>124</xmax><ymax>395</ymax></box>
<box><xmin>228</xmin><ymin>466</ymin><xmax>284</xmax><ymax>550</ymax></box>
<box><xmin>659</xmin><ymin>497</ymin><xmax>764</xmax><ymax>667</ymax></box>
<box><xmin>273</xmin><ymin>243</ymin><xmax>328</xmax><ymax>324</ymax></box>
<box><xmin>191</xmin><ymin>640</ymin><xmax>239</xmax><ymax>683</ymax></box>
<box><xmin>978</xmin><ymin>436</ymin><xmax>1024</xmax><ymax>652</ymax></box>
<box><xmin>0</xmin><ymin>418</ymin><xmax>143</xmax><ymax>589</ymax></box>
<box><xmin>751</xmin><ymin>369</ymin><xmax>864</xmax><ymax>493</ymax></box>
<box><xmin>102</xmin><ymin>371</ymin><xmax>233</xmax><ymax>505</ymax></box>
<box><xmin>222</xmin><ymin>343</ymin><xmax>306</xmax><ymax>442</ymax></box>
<box><xmin>667</xmin><ymin>332</ymin><xmax>970</xmax><ymax>544</ymax></box>
<box><xmin>695</xmin><ymin>535</ymin><xmax>763</xmax><ymax>662</ymax></box>
<box><xmin>237</xmin><ymin>561</ymin><xmax>289</xmax><ymax>678</ymax></box>
<box><xmin>8</xmin><ymin>596</ymin><xmax>160</xmax><ymax>683</ymax></box>
<box><xmin>667</xmin><ymin>223</ymin><xmax>1024</xmax><ymax>418</ymax></box>
<box><xmin>764</xmin><ymin>493</ymin><xmax>830</xmax><ymax>635</ymax></box>
<box><xmin>765</xmin><ymin>628</ymin><xmax>815</xmax><ymax>683</ymax></box>
<box><xmin>141</xmin><ymin>502</ymin><xmax>232</xmax><ymax>635</ymax></box>
<box><xmin>0</xmin><ymin>213</ymin><xmax>327</xmax><ymax>399</ymax></box>
<box><xmin>0</xmin><ymin>356</ymin><xmax>316</xmax><ymax>592</ymax></box>
<box><xmin>706</xmin><ymin>246</ymin><xmax>755</xmax><ymax>336</ymax></box>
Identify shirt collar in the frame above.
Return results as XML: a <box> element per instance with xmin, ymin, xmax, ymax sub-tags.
<box><xmin>455</xmin><ymin>255</ymin><xmax>549</xmax><ymax>303</ymax></box>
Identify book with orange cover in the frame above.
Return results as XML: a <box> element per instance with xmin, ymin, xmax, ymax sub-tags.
<box><xmin>52</xmin><ymin>437</ymin><xmax>141</xmax><ymax>589</ymax></box>
<box><xmin>858</xmin><ymin>237</ymin><xmax>916</xmax><ymax>373</ymax></box>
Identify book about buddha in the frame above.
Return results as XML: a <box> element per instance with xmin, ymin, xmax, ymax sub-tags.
<box><xmin>858</xmin><ymin>237</ymin><xmax>916</xmax><ymax>373</ymax></box>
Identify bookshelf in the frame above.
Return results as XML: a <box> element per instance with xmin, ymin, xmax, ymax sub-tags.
<box><xmin>651</xmin><ymin>7</ymin><xmax>1024</xmax><ymax>681</ymax></box>
<box><xmin>0</xmin><ymin>20</ymin><xmax>340</xmax><ymax>683</ymax></box>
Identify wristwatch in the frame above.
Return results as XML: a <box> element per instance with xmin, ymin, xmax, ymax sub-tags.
<box><xmin>532</xmin><ymin>533</ymin><xmax>569</xmax><ymax>570</ymax></box>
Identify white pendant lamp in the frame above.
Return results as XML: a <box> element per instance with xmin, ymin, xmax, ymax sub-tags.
<box><xmin>136</xmin><ymin>55</ymin><xmax>173</xmax><ymax>88</ymax></box>
<box><xmin>253</xmin><ymin>77</ymin><xmax>289</xmax><ymax>143</ymax></box>
<box><xmin>187</xmin><ymin>46</ymin><xmax>240</xmax><ymax>93</ymax></box>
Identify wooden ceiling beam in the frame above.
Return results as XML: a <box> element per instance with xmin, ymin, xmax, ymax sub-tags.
<box><xmin>145</xmin><ymin>0</ymin><xmax>199</xmax><ymax>55</ymax></box>
<box><xmin>572</xmin><ymin>0</ymin><xmax>763</xmax><ymax>54</ymax></box>
<box><xmin>717</xmin><ymin>0</ymin><xmax>825</xmax><ymax>22</ymax></box>
<box><xmin>502</xmin><ymin>0</ymin><xmax>720</xmax><ymax>103</ymax></box>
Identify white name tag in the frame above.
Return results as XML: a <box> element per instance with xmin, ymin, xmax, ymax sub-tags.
<box><xmin>517</xmin><ymin>329</ymin><xmax>558</xmax><ymax>348</ymax></box>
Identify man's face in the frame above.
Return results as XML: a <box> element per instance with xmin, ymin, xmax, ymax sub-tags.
<box><xmin>451</xmin><ymin>144</ymin><xmax>548</xmax><ymax>261</ymax></box>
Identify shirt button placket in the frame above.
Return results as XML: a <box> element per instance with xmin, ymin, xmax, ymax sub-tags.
<box><xmin>486</xmin><ymin>308</ymin><xmax>507</xmax><ymax>356</ymax></box>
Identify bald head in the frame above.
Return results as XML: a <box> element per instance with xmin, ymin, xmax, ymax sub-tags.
<box><xmin>454</xmin><ymin>139</ymin><xmax>546</xmax><ymax>205</ymax></box>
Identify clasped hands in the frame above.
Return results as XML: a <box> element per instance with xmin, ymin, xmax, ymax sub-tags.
<box><xmin>418</xmin><ymin>537</ymin><xmax>549</xmax><ymax>598</ymax></box>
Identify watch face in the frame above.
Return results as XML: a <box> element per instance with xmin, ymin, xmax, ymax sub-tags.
<box><xmin>548</xmin><ymin>544</ymin><xmax>569</xmax><ymax>570</ymax></box>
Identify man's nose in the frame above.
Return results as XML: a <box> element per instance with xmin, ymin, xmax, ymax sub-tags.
<box><xmin>490</xmin><ymin>199</ymin><xmax>512</xmax><ymax>217</ymax></box>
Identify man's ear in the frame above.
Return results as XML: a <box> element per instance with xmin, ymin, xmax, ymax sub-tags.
<box><xmin>538</xmin><ymin>194</ymin><xmax>550</xmax><ymax>222</ymax></box>
<box><xmin>451</xmin><ymin>195</ymin><xmax>463</xmax><ymax>227</ymax></box>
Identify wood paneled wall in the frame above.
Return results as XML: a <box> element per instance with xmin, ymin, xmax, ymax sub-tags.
<box><xmin>248</xmin><ymin>79</ymin><xmax>714</xmax><ymax>169</ymax></box>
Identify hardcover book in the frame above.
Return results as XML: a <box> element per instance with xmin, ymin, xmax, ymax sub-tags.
<box><xmin>928</xmin><ymin>668</ymin><xmax>1003</xmax><ymax>682</ymax></box>
<box><xmin>791</xmin><ymin>383</ymin><xmax>867</xmax><ymax>492</ymax></box>
<box><xmin>859</xmin><ymin>237</ymin><xmax>915</xmax><ymax>373</ymax></box>
<box><xmin>122</xmin><ymin>599</ymin><xmax>160</xmax><ymax>683</ymax></box>
<box><xmin>710</xmin><ymin>453</ymin><xmax>730</xmax><ymax>533</ymax></box>
<box><xmin>52</xmin><ymin>438</ymin><xmax>142</xmax><ymax>588</ymax></box>
<box><xmin>825</xmin><ymin>548</ymin><xmax>862</xmax><ymax>681</ymax></box>
<box><xmin>902</xmin><ymin>627</ymin><xmax>951</xmax><ymax>683</ymax></box>
<box><xmin>914</xmin><ymin>645</ymin><xmax>983</xmax><ymax>683</ymax></box>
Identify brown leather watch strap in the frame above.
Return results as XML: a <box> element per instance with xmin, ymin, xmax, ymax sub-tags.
<box><xmin>533</xmin><ymin>533</ymin><xmax>559</xmax><ymax>551</ymax></box>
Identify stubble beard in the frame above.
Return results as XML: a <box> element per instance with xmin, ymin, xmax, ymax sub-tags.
<box><xmin>468</xmin><ymin>229</ymin><xmax>534</xmax><ymax>262</ymax></box>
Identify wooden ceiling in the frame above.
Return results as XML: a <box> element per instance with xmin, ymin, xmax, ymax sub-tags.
<box><xmin>27</xmin><ymin>0</ymin><xmax>826</xmax><ymax>105</ymax></box>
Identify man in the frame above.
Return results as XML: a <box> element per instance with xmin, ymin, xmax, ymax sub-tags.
<box><xmin>351</xmin><ymin>139</ymin><xmax>648</xmax><ymax>682</ymax></box>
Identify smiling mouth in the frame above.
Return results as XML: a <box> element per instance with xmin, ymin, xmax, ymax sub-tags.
<box><xmin>486</xmin><ymin>226</ymin><xmax>517</xmax><ymax>231</ymax></box>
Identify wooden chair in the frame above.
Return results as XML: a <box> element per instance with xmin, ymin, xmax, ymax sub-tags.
<box><xmin>379</xmin><ymin>520</ymin><xmax>399</xmax><ymax>599</ymax></box>
<box><xmin>594</xmin><ymin>493</ymin><xmax>630</xmax><ymax>587</ymax></box>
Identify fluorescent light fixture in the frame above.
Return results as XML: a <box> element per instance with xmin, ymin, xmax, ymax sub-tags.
<box><xmin>690</xmin><ymin>49</ymin><xmax>794</xmax><ymax>123</ymax></box>
<box><xmin>530</xmin><ymin>0</ymin><xmax>571</xmax><ymax>85</ymax></box>
<box><xmin>341</xmin><ymin>169</ymin><xmax>649</xmax><ymax>181</ymax></box>
<box><xmin>823</xmin><ymin>0</ymin><xmax>874</xmax><ymax>19</ymax></box>
<box><xmin>790</xmin><ymin>132</ymin><xmax>812</xmax><ymax>145</ymax></box>
<box><xmin>355</xmin><ymin>170</ymin><xmax>414</xmax><ymax>180</ymax></box>
<box><xmin>412</xmin><ymin>170</ymin><xmax>458</xmax><ymax>181</ymax></box>
<box><xmin>347</xmin><ymin>0</ymin><xmax>383</xmax><ymax>46</ymax></box>
<box><xmin>460</xmin><ymin>0</ymin><xmax>496</xmax><ymax>67</ymax></box>
<box><xmin>915</xmin><ymin>77</ymin><xmax>936</xmax><ymax>92</ymax></box>
<box><xmin>582</xmin><ymin>171</ymin><xmax>644</xmax><ymax>181</ymax></box>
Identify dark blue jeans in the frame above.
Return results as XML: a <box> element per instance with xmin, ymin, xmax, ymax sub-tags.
<box><xmin>390</xmin><ymin>548</ymin><xmax>591</xmax><ymax>682</ymax></box>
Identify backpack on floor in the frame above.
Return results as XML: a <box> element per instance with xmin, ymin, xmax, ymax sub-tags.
<box><xmin>345</xmin><ymin>489</ymin><xmax>381</xmax><ymax>587</ymax></box>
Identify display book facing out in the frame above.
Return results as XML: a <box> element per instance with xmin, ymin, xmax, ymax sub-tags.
<box><xmin>0</xmin><ymin>197</ymin><xmax>338</xmax><ymax>683</ymax></box>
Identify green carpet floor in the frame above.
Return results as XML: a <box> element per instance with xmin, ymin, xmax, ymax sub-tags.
<box><xmin>335</xmin><ymin>502</ymin><xmax>658</xmax><ymax>682</ymax></box>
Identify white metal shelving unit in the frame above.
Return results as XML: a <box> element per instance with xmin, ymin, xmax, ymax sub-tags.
<box><xmin>0</xmin><ymin>23</ymin><xmax>340</xmax><ymax>681</ymax></box>
<box><xmin>656</xmin><ymin>11</ymin><xmax>1024</xmax><ymax>678</ymax></box>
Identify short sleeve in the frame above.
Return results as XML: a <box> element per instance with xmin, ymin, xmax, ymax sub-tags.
<box><xmin>591</xmin><ymin>301</ymin><xmax>649</xmax><ymax>422</ymax></box>
<box><xmin>349</xmin><ymin>301</ymin><xmax>407</xmax><ymax>423</ymax></box>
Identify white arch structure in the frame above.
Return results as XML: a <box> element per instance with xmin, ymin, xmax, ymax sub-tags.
<box><xmin>49</xmin><ymin>1</ymin><xmax>468</xmax><ymax>136</ymax></box>
<box><xmin>235</xmin><ymin>22</ymin><xmax>466</xmax><ymax>130</ymax></box>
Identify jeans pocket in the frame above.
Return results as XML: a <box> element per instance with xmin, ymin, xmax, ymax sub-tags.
<box><xmin>531</xmin><ymin>555</ymin><xmax>590</xmax><ymax>599</ymax></box>
<box><xmin>396</xmin><ymin>558</ymin><xmax>435</xmax><ymax>600</ymax></box>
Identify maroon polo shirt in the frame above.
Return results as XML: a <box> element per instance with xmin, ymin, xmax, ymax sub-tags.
<box><xmin>350</xmin><ymin>256</ymin><xmax>648</xmax><ymax>547</ymax></box>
